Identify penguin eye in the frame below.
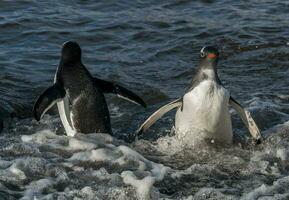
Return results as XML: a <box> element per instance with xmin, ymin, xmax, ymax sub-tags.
<box><xmin>200</xmin><ymin>52</ymin><xmax>205</xmax><ymax>57</ymax></box>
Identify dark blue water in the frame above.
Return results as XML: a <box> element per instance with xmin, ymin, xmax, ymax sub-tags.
<box><xmin>0</xmin><ymin>1</ymin><xmax>289</xmax><ymax>199</ymax></box>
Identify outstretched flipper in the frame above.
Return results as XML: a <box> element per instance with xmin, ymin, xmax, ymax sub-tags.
<box><xmin>94</xmin><ymin>78</ymin><xmax>146</xmax><ymax>108</ymax></box>
<box><xmin>33</xmin><ymin>83</ymin><xmax>66</xmax><ymax>121</ymax></box>
<box><xmin>229</xmin><ymin>96</ymin><xmax>262</xmax><ymax>143</ymax></box>
<box><xmin>137</xmin><ymin>98</ymin><xmax>183</xmax><ymax>135</ymax></box>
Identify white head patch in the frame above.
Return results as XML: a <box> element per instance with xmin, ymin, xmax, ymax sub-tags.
<box><xmin>200</xmin><ymin>46</ymin><xmax>206</xmax><ymax>54</ymax></box>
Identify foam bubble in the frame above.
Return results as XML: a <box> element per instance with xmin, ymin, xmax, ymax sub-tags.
<box><xmin>121</xmin><ymin>171</ymin><xmax>156</xmax><ymax>200</ymax></box>
<box><xmin>1</xmin><ymin>117</ymin><xmax>289</xmax><ymax>199</ymax></box>
<box><xmin>21</xmin><ymin>178</ymin><xmax>54</xmax><ymax>200</ymax></box>
<box><xmin>276</xmin><ymin>148</ymin><xmax>289</xmax><ymax>161</ymax></box>
<box><xmin>242</xmin><ymin>176</ymin><xmax>289</xmax><ymax>199</ymax></box>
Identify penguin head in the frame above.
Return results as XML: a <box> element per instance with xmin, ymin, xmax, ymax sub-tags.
<box><xmin>199</xmin><ymin>46</ymin><xmax>219</xmax><ymax>66</ymax></box>
<box><xmin>61</xmin><ymin>41</ymin><xmax>82</xmax><ymax>63</ymax></box>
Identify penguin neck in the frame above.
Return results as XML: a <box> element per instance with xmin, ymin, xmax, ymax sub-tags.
<box><xmin>197</xmin><ymin>60</ymin><xmax>219</xmax><ymax>82</ymax></box>
<box><xmin>60</xmin><ymin>58</ymin><xmax>82</xmax><ymax>66</ymax></box>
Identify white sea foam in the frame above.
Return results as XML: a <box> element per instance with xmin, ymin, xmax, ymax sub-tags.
<box><xmin>0</xmin><ymin>116</ymin><xmax>289</xmax><ymax>199</ymax></box>
<box><xmin>121</xmin><ymin>171</ymin><xmax>156</xmax><ymax>200</ymax></box>
<box><xmin>16</xmin><ymin>127</ymin><xmax>170</xmax><ymax>199</ymax></box>
<box><xmin>21</xmin><ymin>178</ymin><xmax>54</xmax><ymax>200</ymax></box>
<box><xmin>241</xmin><ymin>176</ymin><xmax>289</xmax><ymax>200</ymax></box>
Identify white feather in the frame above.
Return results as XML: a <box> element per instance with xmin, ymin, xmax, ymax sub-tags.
<box><xmin>175</xmin><ymin>79</ymin><xmax>232</xmax><ymax>144</ymax></box>
<box><xmin>57</xmin><ymin>97</ymin><xmax>76</xmax><ymax>137</ymax></box>
<box><xmin>40</xmin><ymin>99</ymin><xmax>61</xmax><ymax>120</ymax></box>
<box><xmin>200</xmin><ymin>46</ymin><xmax>206</xmax><ymax>54</ymax></box>
<box><xmin>202</xmin><ymin>69</ymin><xmax>215</xmax><ymax>79</ymax></box>
<box><xmin>54</xmin><ymin>75</ymin><xmax>76</xmax><ymax>137</ymax></box>
<box><xmin>117</xmin><ymin>94</ymin><xmax>139</xmax><ymax>106</ymax></box>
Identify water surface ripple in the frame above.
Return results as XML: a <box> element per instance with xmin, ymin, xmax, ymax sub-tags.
<box><xmin>0</xmin><ymin>1</ymin><xmax>289</xmax><ymax>199</ymax></box>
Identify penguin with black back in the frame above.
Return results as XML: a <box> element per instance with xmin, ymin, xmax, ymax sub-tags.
<box><xmin>33</xmin><ymin>41</ymin><xmax>146</xmax><ymax>136</ymax></box>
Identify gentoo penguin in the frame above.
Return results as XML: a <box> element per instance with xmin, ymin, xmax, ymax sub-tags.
<box><xmin>33</xmin><ymin>41</ymin><xmax>146</xmax><ymax>136</ymax></box>
<box><xmin>137</xmin><ymin>46</ymin><xmax>262</xmax><ymax>144</ymax></box>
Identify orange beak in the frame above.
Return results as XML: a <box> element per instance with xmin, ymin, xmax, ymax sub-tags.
<box><xmin>207</xmin><ymin>53</ymin><xmax>217</xmax><ymax>59</ymax></box>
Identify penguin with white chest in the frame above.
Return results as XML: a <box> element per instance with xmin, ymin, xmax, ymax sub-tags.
<box><xmin>137</xmin><ymin>46</ymin><xmax>262</xmax><ymax>144</ymax></box>
<box><xmin>33</xmin><ymin>41</ymin><xmax>146</xmax><ymax>136</ymax></box>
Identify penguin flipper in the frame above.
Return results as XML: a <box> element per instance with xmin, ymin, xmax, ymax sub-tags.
<box><xmin>229</xmin><ymin>96</ymin><xmax>262</xmax><ymax>144</ymax></box>
<box><xmin>94</xmin><ymin>78</ymin><xmax>146</xmax><ymax>108</ymax></box>
<box><xmin>33</xmin><ymin>83</ymin><xmax>66</xmax><ymax>121</ymax></box>
<box><xmin>137</xmin><ymin>98</ymin><xmax>182</xmax><ymax>135</ymax></box>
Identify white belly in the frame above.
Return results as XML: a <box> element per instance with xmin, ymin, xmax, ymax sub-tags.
<box><xmin>175</xmin><ymin>80</ymin><xmax>232</xmax><ymax>144</ymax></box>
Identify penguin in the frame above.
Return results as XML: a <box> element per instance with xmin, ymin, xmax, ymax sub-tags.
<box><xmin>33</xmin><ymin>41</ymin><xmax>146</xmax><ymax>136</ymax></box>
<box><xmin>137</xmin><ymin>46</ymin><xmax>262</xmax><ymax>144</ymax></box>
